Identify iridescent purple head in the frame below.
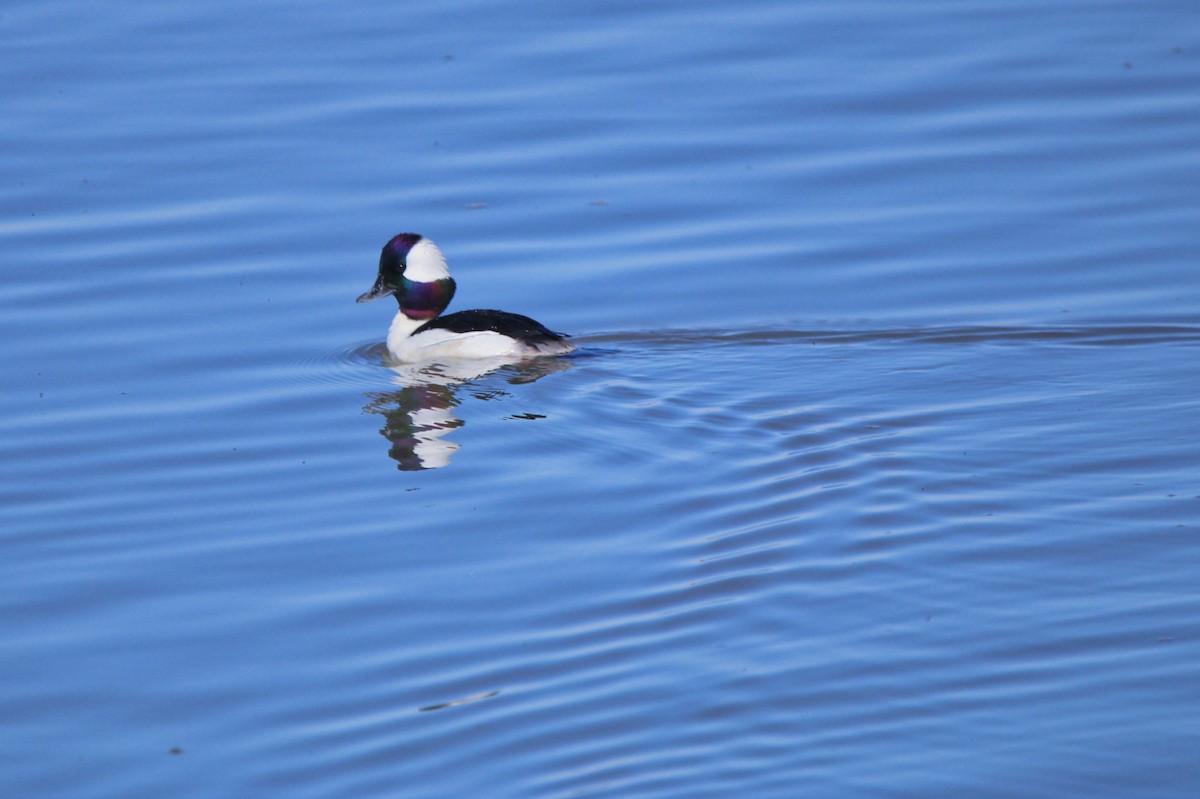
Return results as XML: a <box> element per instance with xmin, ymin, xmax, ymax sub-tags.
<box><xmin>357</xmin><ymin>232</ymin><xmax>456</xmax><ymax>319</ymax></box>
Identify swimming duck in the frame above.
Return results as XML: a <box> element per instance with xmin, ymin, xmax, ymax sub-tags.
<box><xmin>357</xmin><ymin>233</ymin><xmax>575</xmax><ymax>362</ymax></box>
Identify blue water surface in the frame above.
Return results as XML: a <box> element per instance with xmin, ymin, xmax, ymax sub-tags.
<box><xmin>2</xmin><ymin>0</ymin><xmax>1199</xmax><ymax>796</ymax></box>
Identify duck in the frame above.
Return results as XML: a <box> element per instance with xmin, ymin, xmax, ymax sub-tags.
<box><xmin>357</xmin><ymin>233</ymin><xmax>576</xmax><ymax>362</ymax></box>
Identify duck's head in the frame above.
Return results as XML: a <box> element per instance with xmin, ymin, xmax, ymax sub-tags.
<box><xmin>357</xmin><ymin>233</ymin><xmax>457</xmax><ymax>320</ymax></box>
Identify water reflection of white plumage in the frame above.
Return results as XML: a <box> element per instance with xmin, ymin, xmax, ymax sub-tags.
<box><xmin>363</xmin><ymin>356</ymin><xmax>573</xmax><ymax>470</ymax></box>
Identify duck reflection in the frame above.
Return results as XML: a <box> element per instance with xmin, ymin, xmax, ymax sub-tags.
<box><xmin>363</xmin><ymin>357</ymin><xmax>571</xmax><ymax>470</ymax></box>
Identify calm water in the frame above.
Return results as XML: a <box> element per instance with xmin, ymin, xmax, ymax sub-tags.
<box><xmin>3</xmin><ymin>0</ymin><xmax>1199</xmax><ymax>796</ymax></box>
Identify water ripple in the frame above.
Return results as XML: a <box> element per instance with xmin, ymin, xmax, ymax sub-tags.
<box><xmin>578</xmin><ymin>322</ymin><xmax>1200</xmax><ymax>350</ymax></box>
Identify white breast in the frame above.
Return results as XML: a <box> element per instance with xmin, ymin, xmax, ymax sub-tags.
<box><xmin>386</xmin><ymin>310</ymin><xmax>574</xmax><ymax>362</ymax></box>
<box><xmin>386</xmin><ymin>307</ymin><xmax>575</xmax><ymax>363</ymax></box>
<box><xmin>396</xmin><ymin>328</ymin><xmax>541</xmax><ymax>362</ymax></box>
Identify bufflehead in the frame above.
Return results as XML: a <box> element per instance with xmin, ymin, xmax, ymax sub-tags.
<box><xmin>357</xmin><ymin>233</ymin><xmax>575</xmax><ymax>362</ymax></box>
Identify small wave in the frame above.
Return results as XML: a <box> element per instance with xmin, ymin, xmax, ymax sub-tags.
<box><xmin>575</xmin><ymin>322</ymin><xmax>1200</xmax><ymax>350</ymax></box>
<box><xmin>291</xmin><ymin>321</ymin><xmax>1200</xmax><ymax>393</ymax></box>
<box><xmin>284</xmin><ymin>339</ymin><xmax>391</xmax><ymax>390</ymax></box>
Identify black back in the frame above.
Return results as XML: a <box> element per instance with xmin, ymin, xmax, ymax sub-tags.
<box><xmin>416</xmin><ymin>309</ymin><xmax>569</xmax><ymax>346</ymax></box>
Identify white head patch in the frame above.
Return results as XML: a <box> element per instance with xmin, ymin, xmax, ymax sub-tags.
<box><xmin>406</xmin><ymin>238</ymin><xmax>450</xmax><ymax>281</ymax></box>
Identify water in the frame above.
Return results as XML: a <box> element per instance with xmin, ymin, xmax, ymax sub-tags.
<box><xmin>2</xmin><ymin>0</ymin><xmax>1199</xmax><ymax>796</ymax></box>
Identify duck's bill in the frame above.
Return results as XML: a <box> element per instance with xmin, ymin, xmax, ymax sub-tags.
<box><xmin>357</xmin><ymin>275</ymin><xmax>394</xmax><ymax>303</ymax></box>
